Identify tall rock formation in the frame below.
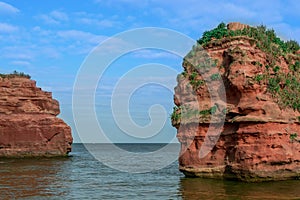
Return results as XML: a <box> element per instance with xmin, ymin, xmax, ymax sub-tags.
<box><xmin>172</xmin><ymin>22</ymin><xmax>300</xmax><ymax>181</ymax></box>
<box><xmin>0</xmin><ymin>75</ymin><xmax>72</xmax><ymax>157</ymax></box>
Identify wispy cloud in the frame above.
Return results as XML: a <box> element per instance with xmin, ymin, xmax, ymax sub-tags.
<box><xmin>56</xmin><ymin>30</ymin><xmax>108</xmax><ymax>54</ymax></box>
<box><xmin>36</xmin><ymin>10</ymin><xmax>69</xmax><ymax>25</ymax></box>
<box><xmin>75</xmin><ymin>12</ymin><xmax>120</xmax><ymax>28</ymax></box>
<box><xmin>0</xmin><ymin>22</ymin><xmax>18</xmax><ymax>33</ymax></box>
<box><xmin>131</xmin><ymin>49</ymin><xmax>179</xmax><ymax>59</ymax></box>
<box><xmin>50</xmin><ymin>10</ymin><xmax>68</xmax><ymax>21</ymax></box>
<box><xmin>94</xmin><ymin>0</ymin><xmax>148</xmax><ymax>7</ymax></box>
<box><xmin>0</xmin><ymin>1</ymin><xmax>19</xmax><ymax>14</ymax></box>
<box><xmin>10</xmin><ymin>60</ymin><xmax>31</xmax><ymax>66</ymax></box>
<box><xmin>272</xmin><ymin>23</ymin><xmax>300</xmax><ymax>42</ymax></box>
<box><xmin>41</xmin><ymin>47</ymin><xmax>61</xmax><ymax>59</ymax></box>
<box><xmin>2</xmin><ymin>46</ymin><xmax>34</xmax><ymax>60</ymax></box>
<box><xmin>57</xmin><ymin>29</ymin><xmax>107</xmax><ymax>44</ymax></box>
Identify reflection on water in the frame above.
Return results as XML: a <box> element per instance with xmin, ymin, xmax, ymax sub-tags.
<box><xmin>1</xmin><ymin>144</ymin><xmax>300</xmax><ymax>199</ymax></box>
<box><xmin>0</xmin><ymin>144</ymin><xmax>182</xmax><ymax>199</ymax></box>
<box><xmin>179</xmin><ymin>177</ymin><xmax>300</xmax><ymax>200</ymax></box>
<box><xmin>0</xmin><ymin>157</ymin><xmax>70</xmax><ymax>199</ymax></box>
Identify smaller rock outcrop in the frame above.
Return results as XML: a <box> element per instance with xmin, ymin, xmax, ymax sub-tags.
<box><xmin>227</xmin><ymin>22</ymin><xmax>250</xmax><ymax>31</ymax></box>
<box><xmin>0</xmin><ymin>75</ymin><xmax>72</xmax><ymax>157</ymax></box>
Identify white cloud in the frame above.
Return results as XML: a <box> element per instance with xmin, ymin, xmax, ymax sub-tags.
<box><xmin>131</xmin><ymin>49</ymin><xmax>178</xmax><ymax>59</ymax></box>
<box><xmin>41</xmin><ymin>47</ymin><xmax>61</xmax><ymax>59</ymax></box>
<box><xmin>77</xmin><ymin>18</ymin><xmax>117</xmax><ymax>27</ymax></box>
<box><xmin>74</xmin><ymin>11</ymin><xmax>103</xmax><ymax>19</ymax></box>
<box><xmin>32</xmin><ymin>26</ymin><xmax>52</xmax><ymax>37</ymax></box>
<box><xmin>271</xmin><ymin>23</ymin><xmax>300</xmax><ymax>42</ymax></box>
<box><xmin>57</xmin><ymin>30</ymin><xmax>107</xmax><ymax>44</ymax></box>
<box><xmin>37</xmin><ymin>10</ymin><xmax>69</xmax><ymax>25</ymax></box>
<box><xmin>50</xmin><ymin>10</ymin><xmax>68</xmax><ymax>21</ymax></box>
<box><xmin>2</xmin><ymin>46</ymin><xmax>34</xmax><ymax>60</ymax></box>
<box><xmin>96</xmin><ymin>19</ymin><xmax>117</xmax><ymax>27</ymax></box>
<box><xmin>0</xmin><ymin>1</ymin><xmax>19</xmax><ymax>14</ymax></box>
<box><xmin>38</xmin><ymin>14</ymin><xmax>60</xmax><ymax>25</ymax></box>
<box><xmin>94</xmin><ymin>0</ymin><xmax>148</xmax><ymax>7</ymax></box>
<box><xmin>76</xmin><ymin>13</ymin><xmax>120</xmax><ymax>28</ymax></box>
<box><xmin>3</xmin><ymin>52</ymin><xmax>33</xmax><ymax>60</ymax></box>
<box><xmin>56</xmin><ymin>30</ymin><xmax>109</xmax><ymax>54</ymax></box>
<box><xmin>10</xmin><ymin>60</ymin><xmax>31</xmax><ymax>66</ymax></box>
<box><xmin>0</xmin><ymin>22</ymin><xmax>18</xmax><ymax>33</ymax></box>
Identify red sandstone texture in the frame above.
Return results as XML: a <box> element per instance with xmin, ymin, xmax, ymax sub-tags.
<box><xmin>172</xmin><ymin>23</ymin><xmax>300</xmax><ymax>181</ymax></box>
<box><xmin>0</xmin><ymin>77</ymin><xmax>72</xmax><ymax>157</ymax></box>
<box><xmin>227</xmin><ymin>22</ymin><xmax>250</xmax><ymax>31</ymax></box>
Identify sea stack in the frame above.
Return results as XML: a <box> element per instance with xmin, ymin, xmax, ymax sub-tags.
<box><xmin>172</xmin><ymin>22</ymin><xmax>300</xmax><ymax>181</ymax></box>
<box><xmin>0</xmin><ymin>74</ymin><xmax>72</xmax><ymax>157</ymax></box>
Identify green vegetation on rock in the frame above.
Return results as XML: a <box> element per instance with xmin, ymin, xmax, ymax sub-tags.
<box><xmin>196</xmin><ymin>22</ymin><xmax>300</xmax><ymax>112</ymax></box>
<box><xmin>290</xmin><ymin>133</ymin><xmax>298</xmax><ymax>142</ymax></box>
<box><xmin>171</xmin><ymin>105</ymin><xmax>218</xmax><ymax>124</ymax></box>
<box><xmin>197</xmin><ymin>22</ymin><xmax>300</xmax><ymax>55</ymax></box>
<box><xmin>0</xmin><ymin>70</ymin><xmax>31</xmax><ymax>79</ymax></box>
<box><xmin>252</xmin><ymin>61</ymin><xmax>300</xmax><ymax>111</ymax></box>
<box><xmin>210</xmin><ymin>73</ymin><xmax>221</xmax><ymax>81</ymax></box>
<box><xmin>175</xmin><ymin>22</ymin><xmax>300</xmax><ymax>126</ymax></box>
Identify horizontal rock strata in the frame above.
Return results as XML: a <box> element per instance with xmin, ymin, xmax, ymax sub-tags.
<box><xmin>0</xmin><ymin>77</ymin><xmax>72</xmax><ymax>157</ymax></box>
<box><xmin>172</xmin><ymin>22</ymin><xmax>300</xmax><ymax>181</ymax></box>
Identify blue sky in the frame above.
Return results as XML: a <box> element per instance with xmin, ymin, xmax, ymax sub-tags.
<box><xmin>1</xmin><ymin>0</ymin><xmax>300</xmax><ymax>143</ymax></box>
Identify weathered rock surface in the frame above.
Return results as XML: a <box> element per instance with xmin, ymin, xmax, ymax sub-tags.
<box><xmin>227</xmin><ymin>22</ymin><xmax>250</xmax><ymax>31</ymax></box>
<box><xmin>0</xmin><ymin>77</ymin><xmax>72</xmax><ymax>157</ymax></box>
<box><xmin>172</xmin><ymin>22</ymin><xmax>300</xmax><ymax>181</ymax></box>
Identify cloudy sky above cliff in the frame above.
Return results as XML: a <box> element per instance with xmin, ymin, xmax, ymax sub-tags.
<box><xmin>1</xmin><ymin>0</ymin><xmax>300</xmax><ymax>143</ymax></box>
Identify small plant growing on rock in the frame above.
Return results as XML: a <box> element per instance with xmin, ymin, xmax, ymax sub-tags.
<box><xmin>254</xmin><ymin>74</ymin><xmax>264</xmax><ymax>82</ymax></box>
<box><xmin>197</xmin><ymin>22</ymin><xmax>300</xmax><ymax>55</ymax></box>
<box><xmin>189</xmin><ymin>72</ymin><xmax>197</xmax><ymax>81</ymax></box>
<box><xmin>289</xmin><ymin>61</ymin><xmax>300</xmax><ymax>72</ymax></box>
<box><xmin>0</xmin><ymin>70</ymin><xmax>31</xmax><ymax>79</ymax></box>
<box><xmin>199</xmin><ymin>105</ymin><xmax>218</xmax><ymax>116</ymax></box>
<box><xmin>171</xmin><ymin>106</ymin><xmax>181</xmax><ymax>123</ymax></box>
<box><xmin>210</xmin><ymin>73</ymin><xmax>221</xmax><ymax>81</ymax></box>
<box><xmin>290</xmin><ymin>133</ymin><xmax>298</xmax><ymax>142</ymax></box>
<box><xmin>188</xmin><ymin>22</ymin><xmax>300</xmax><ymax>112</ymax></box>
<box><xmin>273</xmin><ymin>66</ymin><xmax>280</xmax><ymax>73</ymax></box>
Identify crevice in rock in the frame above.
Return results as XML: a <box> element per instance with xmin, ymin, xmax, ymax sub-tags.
<box><xmin>46</xmin><ymin>132</ymin><xmax>60</xmax><ymax>143</ymax></box>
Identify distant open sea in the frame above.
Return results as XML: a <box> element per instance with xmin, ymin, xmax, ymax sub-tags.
<box><xmin>1</xmin><ymin>143</ymin><xmax>300</xmax><ymax>199</ymax></box>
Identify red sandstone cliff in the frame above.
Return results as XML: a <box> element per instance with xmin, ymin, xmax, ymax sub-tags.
<box><xmin>0</xmin><ymin>76</ymin><xmax>72</xmax><ymax>157</ymax></box>
<box><xmin>172</xmin><ymin>22</ymin><xmax>300</xmax><ymax>181</ymax></box>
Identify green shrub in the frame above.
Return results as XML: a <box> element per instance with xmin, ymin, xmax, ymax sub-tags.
<box><xmin>268</xmin><ymin>77</ymin><xmax>280</xmax><ymax>92</ymax></box>
<box><xmin>254</xmin><ymin>74</ymin><xmax>264</xmax><ymax>82</ymax></box>
<box><xmin>197</xmin><ymin>22</ymin><xmax>228</xmax><ymax>44</ymax></box>
<box><xmin>210</xmin><ymin>73</ymin><xmax>221</xmax><ymax>81</ymax></box>
<box><xmin>0</xmin><ymin>70</ymin><xmax>31</xmax><ymax>79</ymax></box>
<box><xmin>273</xmin><ymin>66</ymin><xmax>280</xmax><ymax>73</ymax></box>
<box><xmin>285</xmin><ymin>40</ymin><xmax>300</xmax><ymax>53</ymax></box>
<box><xmin>290</xmin><ymin>133</ymin><xmax>298</xmax><ymax>142</ymax></box>
<box><xmin>210</xmin><ymin>105</ymin><xmax>217</xmax><ymax>114</ymax></box>
<box><xmin>197</xmin><ymin>22</ymin><xmax>300</xmax><ymax>55</ymax></box>
<box><xmin>189</xmin><ymin>72</ymin><xmax>197</xmax><ymax>81</ymax></box>
<box><xmin>289</xmin><ymin>61</ymin><xmax>300</xmax><ymax>71</ymax></box>
<box><xmin>199</xmin><ymin>105</ymin><xmax>218</xmax><ymax>116</ymax></box>
<box><xmin>171</xmin><ymin>106</ymin><xmax>181</xmax><ymax>122</ymax></box>
<box><xmin>184</xmin><ymin>22</ymin><xmax>300</xmax><ymax>113</ymax></box>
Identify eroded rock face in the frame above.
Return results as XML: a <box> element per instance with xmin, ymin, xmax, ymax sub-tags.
<box><xmin>173</xmin><ymin>24</ymin><xmax>300</xmax><ymax>181</ymax></box>
<box><xmin>227</xmin><ymin>22</ymin><xmax>250</xmax><ymax>31</ymax></box>
<box><xmin>0</xmin><ymin>77</ymin><xmax>72</xmax><ymax>157</ymax></box>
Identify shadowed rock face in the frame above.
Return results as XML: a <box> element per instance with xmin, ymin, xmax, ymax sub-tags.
<box><xmin>172</xmin><ymin>23</ymin><xmax>300</xmax><ymax>182</ymax></box>
<box><xmin>0</xmin><ymin>77</ymin><xmax>72</xmax><ymax>157</ymax></box>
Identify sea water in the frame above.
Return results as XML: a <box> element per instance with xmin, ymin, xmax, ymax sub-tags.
<box><xmin>0</xmin><ymin>144</ymin><xmax>300</xmax><ymax>199</ymax></box>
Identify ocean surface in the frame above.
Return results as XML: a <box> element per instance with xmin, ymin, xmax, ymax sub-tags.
<box><xmin>0</xmin><ymin>143</ymin><xmax>300</xmax><ymax>200</ymax></box>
